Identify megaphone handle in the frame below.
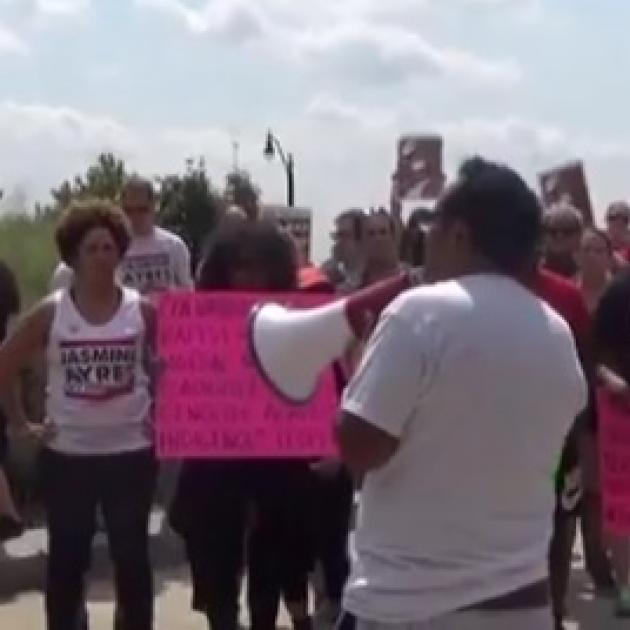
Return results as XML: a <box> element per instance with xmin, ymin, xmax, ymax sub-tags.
<box><xmin>345</xmin><ymin>272</ymin><xmax>414</xmax><ymax>339</ymax></box>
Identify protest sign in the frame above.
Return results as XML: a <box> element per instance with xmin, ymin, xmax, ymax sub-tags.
<box><xmin>156</xmin><ymin>292</ymin><xmax>338</xmax><ymax>460</ymax></box>
<box><xmin>539</xmin><ymin>161</ymin><xmax>594</xmax><ymax>225</ymax></box>
<box><xmin>393</xmin><ymin>135</ymin><xmax>445</xmax><ymax>201</ymax></box>
<box><xmin>598</xmin><ymin>389</ymin><xmax>630</xmax><ymax>535</ymax></box>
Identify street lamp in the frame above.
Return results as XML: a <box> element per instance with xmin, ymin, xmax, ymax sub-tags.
<box><xmin>264</xmin><ymin>129</ymin><xmax>295</xmax><ymax>207</ymax></box>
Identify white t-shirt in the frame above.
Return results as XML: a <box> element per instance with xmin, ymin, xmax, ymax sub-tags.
<box><xmin>50</xmin><ymin>226</ymin><xmax>193</xmax><ymax>295</ymax></box>
<box><xmin>342</xmin><ymin>274</ymin><xmax>587</xmax><ymax>623</ymax></box>
<box><xmin>46</xmin><ymin>286</ymin><xmax>151</xmax><ymax>455</ymax></box>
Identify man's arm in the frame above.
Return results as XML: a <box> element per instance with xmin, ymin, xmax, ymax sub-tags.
<box><xmin>337</xmin><ymin>412</ymin><xmax>399</xmax><ymax>476</ymax></box>
<box><xmin>337</xmin><ymin>302</ymin><xmax>430</xmax><ymax>476</ymax></box>
<box><xmin>174</xmin><ymin>240</ymin><xmax>194</xmax><ymax>289</ymax></box>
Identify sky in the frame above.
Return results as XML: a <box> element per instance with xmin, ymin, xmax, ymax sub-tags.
<box><xmin>0</xmin><ymin>0</ymin><xmax>629</xmax><ymax>260</ymax></box>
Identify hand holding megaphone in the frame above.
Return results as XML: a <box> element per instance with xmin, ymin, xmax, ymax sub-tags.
<box><xmin>248</xmin><ymin>268</ymin><xmax>423</xmax><ymax>403</ymax></box>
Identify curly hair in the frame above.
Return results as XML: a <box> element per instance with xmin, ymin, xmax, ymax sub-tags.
<box><xmin>55</xmin><ymin>198</ymin><xmax>132</xmax><ymax>266</ymax></box>
<box><xmin>196</xmin><ymin>220</ymin><xmax>297</xmax><ymax>291</ymax></box>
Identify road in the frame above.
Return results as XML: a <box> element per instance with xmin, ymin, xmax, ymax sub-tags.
<box><xmin>0</xmin><ymin>511</ymin><xmax>624</xmax><ymax>629</ymax></box>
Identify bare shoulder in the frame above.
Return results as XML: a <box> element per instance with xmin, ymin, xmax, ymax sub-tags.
<box><xmin>9</xmin><ymin>293</ymin><xmax>58</xmax><ymax>348</ymax></box>
<box><xmin>27</xmin><ymin>294</ymin><xmax>57</xmax><ymax>328</ymax></box>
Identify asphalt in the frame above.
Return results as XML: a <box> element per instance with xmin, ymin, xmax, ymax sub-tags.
<box><xmin>0</xmin><ymin>512</ymin><xmax>625</xmax><ymax>630</ymax></box>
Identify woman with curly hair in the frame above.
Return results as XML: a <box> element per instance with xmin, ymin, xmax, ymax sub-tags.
<box><xmin>0</xmin><ymin>199</ymin><xmax>158</xmax><ymax>630</ymax></box>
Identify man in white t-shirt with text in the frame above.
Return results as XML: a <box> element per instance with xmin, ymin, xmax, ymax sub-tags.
<box><xmin>336</xmin><ymin>157</ymin><xmax>587</xmax><ymax>630</ymax></box>
<box><xmin>50</xmin><ymin>176</ymin><xmax>193</xmax><ymax>294</ymax></box>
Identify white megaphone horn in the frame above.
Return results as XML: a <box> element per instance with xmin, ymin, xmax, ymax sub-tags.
<box><xmin>248</xmin><ymin>269</ymin><xmax>423</xmax><ymax>404</ymax></box>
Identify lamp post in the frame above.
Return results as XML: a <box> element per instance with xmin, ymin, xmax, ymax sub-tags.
<box><xmin>264</xmin><ymin>129</ymin><xmax>295</xmax><ymax>207</ymax></box>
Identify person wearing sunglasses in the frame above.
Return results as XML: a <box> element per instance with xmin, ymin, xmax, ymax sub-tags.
<box><xmin>542</xmin><ymin>204</ymin><xmax>584</xmax><ymax>281</ymax></box>
<box><xmin>362</xmin><ymin>209</ymin><xmax>406</xmax><ymax>288</ymax></box>
<box><xmin>50</xmin><ymin>176</ymin><xmax>193</xmax><ymax>295</ymax></box>
<box><xmin>605</xmin><ymin>201</ymin><xmax>630</xmax><ymax>268</ymax></box>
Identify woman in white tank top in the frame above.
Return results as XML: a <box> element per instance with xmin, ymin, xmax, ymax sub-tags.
<box><xmin>0</xmin><ymin>199</ymin><xmax>157</xmax><ymax>630</ymax></box>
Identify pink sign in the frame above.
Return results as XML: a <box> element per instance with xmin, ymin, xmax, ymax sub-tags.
<box><xmin>156</xmin><ymin>292</ymin><xmax>339</xmax><ymax>459</ymax></box>
<box><xmin>598</xmin><ymin>389</ymin><xmax>630</xmax><ymax>535</ymax></box>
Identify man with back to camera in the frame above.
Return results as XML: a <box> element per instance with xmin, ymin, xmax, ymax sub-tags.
<box><xmin>336</xmin><ymin>157</ymin><xmax>587</xmax><ymax>630</ymax></box>
<box><xmin>50</xmin><ymin>176</ymin><xmax>193</xmax><ymax>293</ymax></box>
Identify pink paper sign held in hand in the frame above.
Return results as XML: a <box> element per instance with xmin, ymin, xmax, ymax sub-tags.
<box><xmin>598</xmin><ymin>389</ymin><xmax>630</xmax><ymax>535</ymax></box>
<box><xmin>156</xmin><ymin>292</ymin><xmax>339</xmax><ymax>460</ymax></box>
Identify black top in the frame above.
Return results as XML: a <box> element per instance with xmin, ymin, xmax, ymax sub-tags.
<box><xmin>593</xmin><ymin>268</ymin><xmax>630</xmax><ymax>382</ymax></box>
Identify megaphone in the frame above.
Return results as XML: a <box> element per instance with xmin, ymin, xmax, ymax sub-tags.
<box><xmin>248</xmin><ymin>270</ymin><xmax>422</xmax><ymax>404</ymax></box>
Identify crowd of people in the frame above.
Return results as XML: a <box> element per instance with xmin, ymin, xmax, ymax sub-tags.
<box><xmin>0</xmin><ymin>161</ymin><xmax>629</xmax><ymax>630</ymax></box>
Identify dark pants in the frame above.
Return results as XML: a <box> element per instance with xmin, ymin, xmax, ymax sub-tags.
<box><xmin>580</xmin><ymin>492</ymin><xmax>614</xmax><ymax>588</ymax></box>
<box><xmin>312</xmin><ymin>467</ymin><xmax>353</xmax><ymax>602</ymax></box>
<box><xmin>170</xmin><ymin>460</ymin><xmax>314</xmax><ymax>630</ymax></box>
<box><xmin>248</xmin><ymin>471</ymin><xmax>313</xmax><ymax>630</ymax></box>
<box><xmin>41</xmin><ymin>448</ymin><xmax>156</xmax><ymax>630</ymax></box>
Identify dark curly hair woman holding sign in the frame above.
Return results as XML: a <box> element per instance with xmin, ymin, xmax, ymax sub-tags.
<box><xmin>0</xmin><ymin>199</ymin><xmax>158</xmax><ymax>630</ymax></box>
<box><xmin>170</xmin><ymin>219</ymin><xmax>314</xmax><ymax>630</ymax></box>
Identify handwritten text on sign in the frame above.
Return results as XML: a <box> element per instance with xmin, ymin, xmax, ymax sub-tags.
<box><xmin>156</xmin><ymin>292</ymin><xmax>338</xmax><ymax>459</ymax></box>
<box><xmin>598</xmin><ymin>389</ymin><xmax>630</xmax><ymax>535</ymax></box>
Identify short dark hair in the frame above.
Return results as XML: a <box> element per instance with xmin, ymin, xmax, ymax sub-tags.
<box><xmin>436</xmin><ymin>157</ymin><xmax>542</xmax><ymax>274</ymax></box>
<box><xmin>336</xmin><ymin>209</ymin><xmax>367</xmax><ymax>241</ymax></box>
<box><xmin>55</xmin><ymin>199</ymin><xmax>132</xmax><ymax>266</ymax></box>
<box><xmin>368</xmin><ymin>208</ymin><xmax>396</xmax><ymax>235</ymax></box>
<box><xmin>122</xmin><ymin>175</ymin><xmax>155</xmax><ymax>201</ymax></box>
<box><xmin>196</xmin><ymin>220</ymin><xmax>297</xmax><ymax>291</ymax></box>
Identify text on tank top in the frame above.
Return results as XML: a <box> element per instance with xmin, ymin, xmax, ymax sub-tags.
<box><xmin>45</xmin><ymin>286</ymin><xmax>152</xmax><ymax>454</ymax></box>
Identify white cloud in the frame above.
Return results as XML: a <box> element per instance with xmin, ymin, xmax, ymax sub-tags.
<box><xmin>306</xmin><ymin>93</ymin><xmax>397</xmax><ymax>129</ymax></box>
<box><xmin>35</xmin><ymin>0</ymin><xmax>90</xmax><ymax>15</ymax></box>
<box><xmin>297</xmin><ymin>23</ymin><xmax>521</xmax><ymax>86</ymax></box>
<box><xmin>135</xmin><ymin>0</ymin><xmax>265</xmax><ymax>41</ymax></box>
<box><xmin>136</xmin><ymin>1</ymin><xmax>522</xmax><ymax>87</ymax></box>
<box><xmin>4</xmin><ymin>96</ymin><xmax>630</xmax><ymax>260</ymax></box>
<box><xmin>300</xmin><ymin>93</ymin><xmax>630</xmax><ymax>227</ymax></box>
<box><xmin>0</xmin><ymin>22</ymin><xmax>29</xmax><ymax>54</ymax></box>
<box><xmin>0</xmin><ymin>102</ymin><xmax>137</xmax><ymax>204</ymax></box>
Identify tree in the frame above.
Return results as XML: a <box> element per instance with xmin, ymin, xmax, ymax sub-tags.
<box><xmin>156</xmin><ymin>157</ymin><xmax>224</xmax><ymax>271</ymax></box>
<box><xmin>224</xmin><ymin>169</ymin><xmax>260</xmax><ymax>220</ymax></box>
<box><xmin>50</xmin><ymin>152</ymin><xmax>127</xmax><ymax>209</ymax></box>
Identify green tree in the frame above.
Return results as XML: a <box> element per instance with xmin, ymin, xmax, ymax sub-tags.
<box><xmin>50</xmin><ymin>152</ymin><xmax>127</xmax><ymax>209</ymax></box>
<box><xmin>156</xmin><ymin>157</ymin><xmax>224</xmax><ymax>270</ymax></box>
<box><xmin>225</xmin><ymin>169</ymin><xmax>260</xmax><ymax>220</ymax></box>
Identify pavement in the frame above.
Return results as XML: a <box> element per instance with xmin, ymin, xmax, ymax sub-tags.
<box><xmin>0</xmin><ymin>511</ymin><xmax>625</xmax><ymax>630</ymax></box>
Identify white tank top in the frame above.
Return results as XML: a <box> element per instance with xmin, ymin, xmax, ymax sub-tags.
<box><xmin>46</xmin><ymin>286</ymin><xmax>152</xmax><ymax>455</ymax></box>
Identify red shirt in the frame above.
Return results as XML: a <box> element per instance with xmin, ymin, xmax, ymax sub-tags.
<box><xmin>528</xmin><ymin>267</ymin><xmax>590</xmax><ymax>350</ymax></box>
<box><xmin>298</xmin><ymin>265</ymin><xmax>334</xmax><ymax>293</ymax></box>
